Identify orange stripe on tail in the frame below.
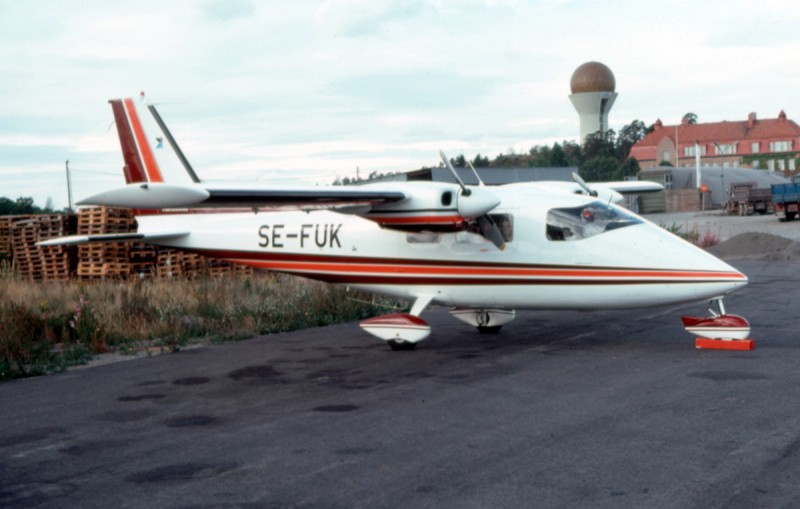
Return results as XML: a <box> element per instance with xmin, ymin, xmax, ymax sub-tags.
<box><xmin>124</xmin><ymin>98</ymin><xmax>164</xmax><ymax>183</ymax></box>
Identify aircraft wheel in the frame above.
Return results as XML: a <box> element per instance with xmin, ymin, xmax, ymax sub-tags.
<box><xmin>387</xmin><ymin>340</ymin><xmax>417</xmax><ymax>351</ymax></box>
<box><xmin>477</xmin><ymin>325</ymin><xmax>502</xmax><ymax>334</ymax></box>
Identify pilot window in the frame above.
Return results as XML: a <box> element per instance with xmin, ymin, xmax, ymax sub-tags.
<box><xmin>546</xmin><ymin>202</ymin><xmax>641</xmax><ymax>241</ymax></box>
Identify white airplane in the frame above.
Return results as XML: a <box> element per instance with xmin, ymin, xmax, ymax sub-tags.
<box><xmin>42</xmin><ymin>97</ymin><xmax>750</xmax><ymax>350</ymax></box>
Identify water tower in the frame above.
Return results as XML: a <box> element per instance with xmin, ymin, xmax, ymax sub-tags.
<box><xmin>569</xmin><ymin>61</ymin><xmax>617</xmax><ymax>142</ymax></box>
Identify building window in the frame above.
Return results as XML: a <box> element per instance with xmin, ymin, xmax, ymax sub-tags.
<box><xmin>791</xmin><ymin>159</ymin><xmax>797</xmax><ymax>171</ymax></box>
<box><xmin>684</xmin><ymin>145</ymin><xmax>707</xmax><ymax>157</ymax></box>
<box><xmin>752</xmin><ymin>159</ymin><xmax>760</xmax><ymax>169</ymax></box>
<box><xmin>751</xmin><ymin>142</ymin><xmax>759</xmax><ymax>154</ymax></box>
<box><xmin>715</xmin><ymin>143</ymin><xmax>736</xmax><ymax>155</ymax></box>
<box><xmin>662</xmin><ymin>151</ymin><xmax>670</xmax><ymax>162</ymax></box>
<box><xmin>779</xmin><ymin>159</ymin><xmax>786</xmax><ymax>171</ymax></box>
<box><xmin>770</xmin><ymin>140</ymin><xmax>792</xmax><ymax>152</ymax></box>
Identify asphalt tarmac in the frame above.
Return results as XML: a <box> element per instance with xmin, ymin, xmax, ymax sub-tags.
<box><xmin>1</xmin><ymin>259</ymin><xmax>799</xmax><ymax>509</ymax></box>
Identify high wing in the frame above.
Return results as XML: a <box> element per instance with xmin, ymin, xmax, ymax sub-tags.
<box><xmin>78</xmin><ymin>182</ymin><xmax>406</xmax><ymax>211</ymax></box>
<box><xmin>81</xmin><ymin>97</ymin><xmax>505</xmax><ymax>247</ymax></box>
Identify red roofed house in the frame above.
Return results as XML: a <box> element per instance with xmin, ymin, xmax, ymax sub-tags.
<box><xmin>630</xmin><ymin>111</ymin><xmax>800</xmax><ymax>174</ymax></box>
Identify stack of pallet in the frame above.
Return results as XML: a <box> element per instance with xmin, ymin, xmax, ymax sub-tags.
<box><xmin>10</xmin><ymin>215</ymin><xmax>76</xmax><ymax>281</ymax></box>
<box><xmin>206</xmin><ymin>257</ymin><xmax>254</xmax><ymax>278</ymax></box>
<box><xmin>155</xmin><ymin>249</ymin><xmax>182</xmax><ymax>279</ymax></box>
<box><xmin>76</xmin><ymin>207</ymin><xmax>134</xmax><ymax>280</ymax></box>
<box><xmin>0</xmin><ymin>216</ymin><xmax>13</xmax><ymax>261</ymax></box>
<box><xmin>39</xmin><ymin>214</ymin><xmax>77</xmax><ymax>281</ymax></box>
<box><xmin>129</xmin><ymin>242</ymin><xmax>158</xmax><ymax>279</ymax></box>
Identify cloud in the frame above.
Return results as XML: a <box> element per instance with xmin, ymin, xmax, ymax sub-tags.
<box><xmin>200</xmin><ymin>0</ymin><xmax>255</xmax><ymax>21</ymax></box>
<box><xmin>314</xmin><ymin>0</ymin><xmax>425</xmax><ymax>36</ymax></box>
<box><xmin>332</xmin><ymin>70</ymin><xmax>493</xmax><ymax>109</ymax></box>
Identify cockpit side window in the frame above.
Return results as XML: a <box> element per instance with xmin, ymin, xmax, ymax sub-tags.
<box><xmin>546</xmin><ymin>202</ymin><xmax>641</xmax><ymax>241</ymax></box>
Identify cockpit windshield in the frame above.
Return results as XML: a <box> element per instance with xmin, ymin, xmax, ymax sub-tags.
<box><xmin>546</xmin><ymin>201</ymin><xmax>641</xmax><ymax>241</ymax></box>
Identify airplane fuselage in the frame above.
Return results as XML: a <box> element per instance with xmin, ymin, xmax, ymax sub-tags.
<box><xmin>138</xmin><ymin>183</ymin><xmax>747</xmax><ymax>311</ymax></box>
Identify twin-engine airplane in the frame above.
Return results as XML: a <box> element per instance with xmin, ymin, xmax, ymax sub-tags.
<box><xmin>42</xmin><ymin>97</ymin><xmax>750</xmax><ymax>350</ymax></box>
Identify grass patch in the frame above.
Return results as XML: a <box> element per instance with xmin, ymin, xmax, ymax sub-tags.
<box><xmin>0</xmin><ymin>270</ymin><xmax>401</xmax><ymax>380</ymax></box>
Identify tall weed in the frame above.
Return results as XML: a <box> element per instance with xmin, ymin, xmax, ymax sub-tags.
<box><xmin>0</xmin><ymin>271</ymin><xmax>397</xmax><ymax>380</ymax></box>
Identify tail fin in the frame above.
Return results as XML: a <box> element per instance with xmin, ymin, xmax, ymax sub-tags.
<box><xmin>109</xmin><ymin>98</ymin><xmax>165</xmax><ymax>184</ymax></box>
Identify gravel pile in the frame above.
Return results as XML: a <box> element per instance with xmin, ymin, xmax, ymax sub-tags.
<box><xmin>707</xmin><ymin>232</ymin><xmax>800</xmax><ymax>261</ymax></box>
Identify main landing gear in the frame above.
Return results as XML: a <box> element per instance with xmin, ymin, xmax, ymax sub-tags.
<box><xmin>681</xmin><ymin>297</ymin><xmax>753</xmax><ymax>350</ymax></box>
<box><xmin>359</xmin><ymin>295</ymin><xmax>435</xmax><ymax>351</ymax></box>
<box><xmin>359</xmin><ymin>296</ymin><xmax>518</xmax><ymax>350</ymax></box>
<box><xmin>449</xmin><ymin>308</ymin><xmax>516</xmax><ymax>334</ymax></box>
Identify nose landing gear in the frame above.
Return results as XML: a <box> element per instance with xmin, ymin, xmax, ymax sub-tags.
<box><xmin>681</xmin><ymin>298</ymin><xmax>754</xmax><ymax>350</ymax></box>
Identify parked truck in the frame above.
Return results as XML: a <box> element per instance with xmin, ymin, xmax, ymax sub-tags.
<box><xmin>727</xmin><ymin>182</ymin><xmax>773</xmax><ymax>215</ymax></box>
<box><xmin>772</xmin><ymin>183</ymin><xmax>800</xmax><ymax>221</ymax></box>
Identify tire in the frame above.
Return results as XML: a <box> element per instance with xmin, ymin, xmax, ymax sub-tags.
<box><xmin>477</xmin><ymin>325</ymin><xmax>502</xmax><ymax>334</ymax></box>
<box><xmin>387</xmin><ymin>340</ymin><xmax>417</xmax><ymax>351</ymax></box>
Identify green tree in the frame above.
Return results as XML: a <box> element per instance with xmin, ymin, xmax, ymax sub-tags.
<box><xmin>548</xmin><ymin>143</ymin><xmax>570</xmax><ymax>167</ymax></box>
<box><xmin>657</xmin><ymin>160</ymin><xmax>674</xmax><ymax>167</ymax></box>
<box><xmin>616</xmin><ymin>120</ymin><xmax>648</xmax><ymax>160</ymax></box>
<box><xmin>683</xmin><ymin>112</ymin><xmax>698</xmax><ymax>124</ymax></box>
<box><xmin>472</xmin><ymin>154</ymin><xmax>490</xmax><ymax>167</ymax></box>
<box><xmin>614</xmin><ymin>157</ymin><xmax>641</xmax><ymax>180</ymax></box>
<box><xmin>0</xmin><ymin>196</ymin><xmax>41</xmax><ymax>215</ymax></box>
<box><xmin>527</xmin><ymin>144</ymin><xmax>551</xmax><ymax>167</ymax></box>
<box><xmin>580</xmin><ymin>156</ymin><xmax>619</xmax><ymax>182</ymax></box>
<box><xmin>450</xmin><ymin>154</ymin><xmax>467</xmax><ymax>167</ymax></box>
<box><xmin>582</xmin><ymin>130</ymin><xmax>616</xmax><ymax>160</ymax></box>
<box><xmin>561</xmin><ymin>140</ymin><xmax>583</xmax><ymax>166</ymax></box>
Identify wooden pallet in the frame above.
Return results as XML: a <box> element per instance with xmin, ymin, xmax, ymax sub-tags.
<box><xmin>77</xmin><ymin>207</ymin><xmax>134</xmax><ymax>235</ymax></box>
<box><xmin>157</xmin><ymin>250</ymin><xmax>184</xmax><ymax>279</ymax></box>
<box><xmin>77</xmin><ymin>261</ymin><xmax>131</xmax><ymax>279</ymax></box>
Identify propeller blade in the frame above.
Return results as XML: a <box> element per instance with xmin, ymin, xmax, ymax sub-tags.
<box><xmin>572</xmin><ymin>172</ymin><xmax>598</xmax><ymax>197</ymax></box>
<box><xmin>440</xmin><ymin>150</ymin><xmax>470</xmax><ymax>196</ymax></box>
<box><xmin>476</xmin><ymin>214</ymin><xmax>506</xmax><ymax>251</ymax></box>
<box><xmin>466</xmin><ymin>161</ymin><xmax>485</xmax><ymax>187</ymax></box>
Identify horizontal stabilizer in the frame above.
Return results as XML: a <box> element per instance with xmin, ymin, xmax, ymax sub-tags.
<box><xmin>37</xmin><ymin>231</ymin><xmax>189</xmax><ymax>247</ymax></box>
<box><xmin>77</xmin><ymin>184</ymin><xmax>211</xmax><ymax>209</ymax></box>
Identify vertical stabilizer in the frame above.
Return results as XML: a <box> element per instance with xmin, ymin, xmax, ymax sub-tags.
<box><xmin>109</xmin><ymin>98</ymin><xmax>165</xmax><ymax>184</ymax></box>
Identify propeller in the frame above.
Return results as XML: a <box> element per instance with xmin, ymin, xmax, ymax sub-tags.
<box><xmin>440</xmin><ymin>151</ymin><xmax>505</xmax><ymax>251</ymax></box>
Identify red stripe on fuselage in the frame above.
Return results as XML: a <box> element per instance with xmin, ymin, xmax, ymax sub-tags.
<box><xmin>188</xmin><ymin>249</ymin><xmax>746</xmax><ymax>285</ymax></box>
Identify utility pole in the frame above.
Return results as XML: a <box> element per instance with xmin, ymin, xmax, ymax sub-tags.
<box><xmin>65</xmin><ymin>160</ymin><xmax>73</xmax><ymax>212</ymax></box>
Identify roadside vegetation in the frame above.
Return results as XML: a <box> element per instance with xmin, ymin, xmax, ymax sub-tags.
<box><xmin>0</xmin><ymin>266</ymin><xmax>401</xmax><ymax>380</ymax></box>
<box><xmin>661</xmin><ymin>223</ymin><xmax>721</xmax><ymax>248</ymax></box>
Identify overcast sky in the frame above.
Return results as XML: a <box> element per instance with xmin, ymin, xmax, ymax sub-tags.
<box><xmin>2</xmin><ymin>0</ymin><xmax>799</xmax><ymax>209</ymax></box>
